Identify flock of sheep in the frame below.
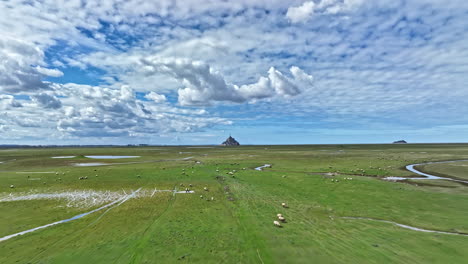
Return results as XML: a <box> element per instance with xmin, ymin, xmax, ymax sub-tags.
<box><xmin>273</xmin><ymin>202</ymin><xmax>289</xmax><ymax>227</ymax></box>
<box><xmin>180</xmin><ymin>182</ymin><xmax>214</xmax><ymax>201</ymax></box>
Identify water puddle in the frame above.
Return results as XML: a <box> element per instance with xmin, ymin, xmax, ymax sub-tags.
<box><xmin>16</xmin><ymin>171</ymin><xmax>56</xmax><ymax>174</ymax></box>
<box><xmin>73</xmin><ymin>163</ymin><xmax>108</xmax><ymax>167</ymax></box>
<box><xmin>255</xmin><ymin>164</ymin><xmax>271</xmax><ymax>171</ymax></box>
<box><xmin>85</xmin><ymin>156</ymin><xmax>140</xmax><ymax>159</ymax></box>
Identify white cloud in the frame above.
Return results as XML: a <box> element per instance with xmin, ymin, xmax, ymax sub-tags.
<box><xmin>0</xmin><ymin>95</ymin><xmax>22</xmax><ymax>109</ymax></box>
<box><xmin>286</xmin><ymin>1</ymin><xmax>317</xmax><ymax>23</ymax></box>
<box><xmin>287</xmin><ymin>0</ymin><xmax>364</xmax><ymax>22</ymax></box>
<box><xmin>145</xmin><ymin>92</ymin><xmax>167</xmax><ymax>103</ymax></box>
<box><xmin>31</xmin><ymin>93</ymin><xmax>62</xmax><ymax>109</ymax></box>
<box><xmin>0</xmin><ymin>37</ymin><xmax>49</xmax><ymax>93</ymax></box>
<box><xmin>141</xmin><ymin>57</ymin><xmax>313</xmax><ymax>106</ymax></box>
<box><xmin>1</xmin><ymin>0</ymin><xmax>468</xmax><ymax>144</ymax></box>
<box><xmin>35</xmin><ymin>66</ymin><xmax>64</xmax><ymax>77</ymax></box>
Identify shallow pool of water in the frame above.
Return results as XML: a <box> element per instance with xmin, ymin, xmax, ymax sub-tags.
<box><xmin>73</xmin><ymin>162</ymin><xmax>108</xmax><ymax>167</ymax></box>
<box><xmin>85</xmin><ymin>155</ymin><xmax>140</xmax><ymax>159</ymax></box>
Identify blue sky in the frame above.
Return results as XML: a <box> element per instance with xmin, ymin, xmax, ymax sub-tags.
<box><xmin>1</xmin><ymin>0</ymin><xmax>468</xmax><ymax>145</ymax></box>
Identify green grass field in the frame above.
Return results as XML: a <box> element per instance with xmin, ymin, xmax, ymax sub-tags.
<box><xmin>1</xmin><ymin>144</ymin><xmax>467</xmax><ymax>263</ymax></box>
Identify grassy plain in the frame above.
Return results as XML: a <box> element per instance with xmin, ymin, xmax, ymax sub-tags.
<box><xmin>0</xmin><ymin>144</ymin><xmax>467</xmax><ymax>263</ymax></box>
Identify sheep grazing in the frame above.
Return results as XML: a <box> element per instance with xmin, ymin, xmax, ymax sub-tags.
<box><xmin>278</xmin><ymin>216</ymin><xmax>286</xmax><ymax>222</ymax></box>
<box><xmin>281</xmin><ymin>202</ymin><xmax>288</xmax><ymax>208</ymax></box>
<box><xmin>273</xmin><ymin>221</ymin><xmax>281</xmax><ymax>227</ymax></box>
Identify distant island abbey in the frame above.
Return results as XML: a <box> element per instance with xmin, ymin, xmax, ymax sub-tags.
<box><xmin>221</xmin><ymin>136</ymin><xmax>240</xmax><ymax>146</ymax></box>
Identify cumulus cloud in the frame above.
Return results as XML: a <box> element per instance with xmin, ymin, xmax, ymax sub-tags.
<box><xmin>0</xmin><ymin>95</ymin><xmax>22</xmax><ymax>109</ymax></box>
<box><xmin>31</xmin><ymin>93</ymin><xmax>62</xmax><ymax>109</ymax></box>
<box><xmin>1</xmin><ymin>0</ymin><xmax>468</xmax><ymax>144</ymax></box>
<box><xmin>287</xmin><ymin>0</ymin><xmax>364</xmax><ymax>22</ymax></box>
<box><xmin>140</xmin><ymin>57</ymin><xmax>313</xmax><ymax>106</ymax></box>
<box><xmin>145</xmin><ymin>92</ymin><xmax>167</xmax><ymax>103</ymax></box>
<box><xmin>0</xmin><ymin>37</ymin><xmax>50</xmax><ymax>93</ymax></box>
<box><xmin>286</xmin><ymin>1</ymin><xmax>317</xmax><ymax>23</ymax></box>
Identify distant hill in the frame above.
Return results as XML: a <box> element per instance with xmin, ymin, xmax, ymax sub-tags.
<box><xmin>393</xmin><ymin>140</ymin><xmax>407</xmax><ymax>144</ymax></box>
<box><xmin>221</xmin><ymin>136</ymin><xmax>240</xmax><ymax>146</ymax></box>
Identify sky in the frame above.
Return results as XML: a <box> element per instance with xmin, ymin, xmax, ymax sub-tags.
<box><xmin>1</xmin><ymin>0</ymin><xmax>468</xmax><ymax>145</ymax></box>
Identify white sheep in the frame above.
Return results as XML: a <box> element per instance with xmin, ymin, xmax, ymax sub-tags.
<box><xmin>273</xmin><ymin>221</ymin><xmax>281</xmax><ymax>227</ymax></box>
<box><xmin>281</xmin><ymin>202</ymin><xmax>288</xmax><ymax>208</ymax></box>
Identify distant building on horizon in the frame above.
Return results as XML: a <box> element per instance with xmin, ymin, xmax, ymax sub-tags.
<box><xmin>221</xmin><ymin>135</ymin><xmax>240</xmax><ymax>146</ymax></box>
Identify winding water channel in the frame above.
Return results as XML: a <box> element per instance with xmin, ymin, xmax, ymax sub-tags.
<box><xmin>384</xmin><ymin>160</ymin><xmax>468</xmax><ymax>184</ymax></box>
